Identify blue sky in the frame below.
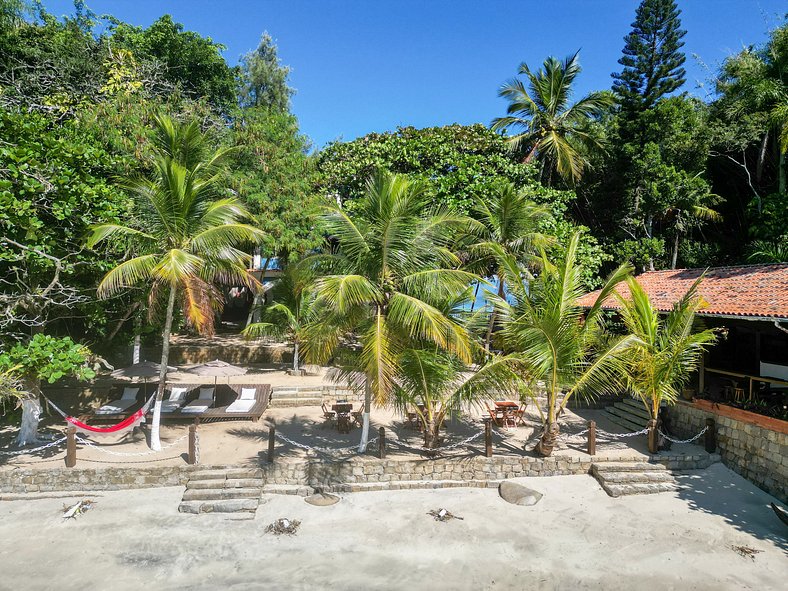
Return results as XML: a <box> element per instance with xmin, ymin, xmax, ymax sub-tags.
<box><xmin>45</xmin><ymin>0</ymin><xmax>787</xmax><ymax>149</ymax></box>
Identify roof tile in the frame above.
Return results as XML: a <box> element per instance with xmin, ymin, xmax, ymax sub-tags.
<box><xmin>578</xmin><ymin>263</ymin><xmax>788</xmax><ymax>320</ymax></box>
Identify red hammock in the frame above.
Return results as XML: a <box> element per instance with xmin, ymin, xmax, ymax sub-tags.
<box><xmin>46</xmin><ymin>395</ymin><xmax>155</xmax><ymax>436</ymax></box>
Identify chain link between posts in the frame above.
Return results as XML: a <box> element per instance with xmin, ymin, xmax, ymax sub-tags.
<box><xmin>0</xmin><ymin>437</ymin><xmax>67</xmax><ymax>456</ymax></box>
<box><xmin>75</xmin><ymin>432</ymin><xmax>189</xmax><ymax>457</ymax></box>
<box><xmin>274</xmin><ymin>431</ymin><xmax>378</xmax><ymax>454</ymax></box>
<box><xmin>659</xmin><ymin>426</ymin><xmax>708</xmax><ymax>444</ymax></box>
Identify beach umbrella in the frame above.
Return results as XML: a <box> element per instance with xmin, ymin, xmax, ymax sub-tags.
<box><xmin>111</xmin><ymin>361</ymin><xmax>176</xmax><ymax>380</ymax></box>
<box><xmin>186</xmin><ymin>359</ymin><xmax>248</xmax><ymax>387</ymax></box>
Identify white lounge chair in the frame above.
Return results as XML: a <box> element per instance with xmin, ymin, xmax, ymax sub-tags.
<box><xmin>181</xmin><ymin>387</ymin><xmax>215</xmax><ymax>414</ymax></box>
<box><xmin>96</xmin><ymin>386</ymin><xmax>140</xmax><ymax>415</ymax></box>
<box><xmin>161</xmin><ymin>385</ymin><xmax>191</xmax><ymax>413</ymax></box>
<box><xmin>226</xmin><ymin>386</ymin><xmax>258</xmax><ymax>413</ymax></box>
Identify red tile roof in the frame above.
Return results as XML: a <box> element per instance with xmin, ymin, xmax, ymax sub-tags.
<box><xmin>578</xmin><ymin>263</ymin><xmax>788</xmax><ymax>320</ymax></box>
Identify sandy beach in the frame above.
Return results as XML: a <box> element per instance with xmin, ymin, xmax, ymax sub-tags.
<box><xmin>1</xmin><ymin>463</ymin><xmax>785</xmax><ymax>591</ymax></box>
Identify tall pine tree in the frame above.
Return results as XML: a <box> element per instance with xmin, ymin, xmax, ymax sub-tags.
<box><xmin>612</xmin><ymin>0</ymin><xmax>687</xmax><ymax>135</ymax></box>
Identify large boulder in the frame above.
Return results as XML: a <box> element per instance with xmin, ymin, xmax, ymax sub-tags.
<box><xmin>499</xmin><ymin>481</ymin><xmax>543</xmax><ymax>506</ymax></box>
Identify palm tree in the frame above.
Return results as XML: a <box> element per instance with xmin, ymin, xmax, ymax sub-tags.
<box><xmin>615</xmin><ymin>276</ymin><xmax>718</xmax><ymax>451</ymax></box>
<box><xmin>302</xmin><ymin>170</ymin><xmax>478</xmax><ymax>451</ymax></box>
<box><xmin>243</xmin><ymin>263</ymin><xmax>316</xmax><ymax>373</ymax></box>
<box><xmin>392</xmin><ymin>348</ymin><xmax>528</xmax><ymax>449</ymax></box>
<box><xmin>499</xmin><ymin>232</ymin><xmax>634</xmax><ymax>456</ymax></box>
<box><xmin>87</xmin><ymin>114</ymin><xmax>264</xmax><ymax>450</ymax></box>
<box><xmin>491</xmin><ymin>52</ymin><xmax>613</xmax><ymax>185</ymax></box>
<box><xmin>463</xmin><ymin>182</ymin><xmax>552</xmax><ymax>350</ymax></box>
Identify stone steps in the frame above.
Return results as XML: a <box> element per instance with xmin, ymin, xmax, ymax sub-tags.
<box><xmin>603</xmin><ymin>398</ymin><xmax>653</xmax><ymax>433</ymax></box>
<box><xmin>591</xmin><ymin>462</ymin><xmax>681</xmax><ymax>497</ymax></box>
<box><xmin>179</xmin><ymin>470</ymin><xmax>264</xmax><ymax>514</ymax></box>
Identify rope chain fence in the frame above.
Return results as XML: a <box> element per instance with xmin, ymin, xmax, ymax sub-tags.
<box><xmin>0</xmin><ymin>437</ymin><xmax>67</xmax><ymax>456</ymax></box>
<box><xmin>274</xmin><ymin>431</ymin><xmax>378</xmax><ymax>455</ymax></box>
<box><xmin>75</xmin><ymin>432</ymin><xmax>189</xmax><ymax>457</ymax></box>
<box><xmin>659</xmin><ymin>426</ymin><xmax>708</xmax><ymax>444</ymax></box>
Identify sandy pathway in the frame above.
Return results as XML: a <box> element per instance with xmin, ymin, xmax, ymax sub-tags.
<box><xmin>0</xmin><ymin>463</ymin><xmax>785</xmax><ymax>590</ymax></box>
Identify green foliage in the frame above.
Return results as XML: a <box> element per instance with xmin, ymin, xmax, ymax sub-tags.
<box><xmin>0</xmin><ymin>334</ymin><xmax>95</xmax><ymax>383</ymax></box>
<box><xmin>316</xmin><ymin>124</ymin><xmax>535</xmax><ymax>213</ymax></box>
<box><xmin>87</xmin><ymin>114</ymin><xmax>265</xmax><ymax>335</ymax></box>
<box><xmin>499</xmin><ymin>232</ymin><xmax>634</xmax><ymax>454</ymax></box>
<box><xmin>391</xmin><ymin>348</ymin><xmax>526</xmax><ymax>448</ymax></box>
<box><xmin>316</xmin><ymin>124</ymin><xmax>608</xmax><ymax>285</ymax></box>
<box><xmin>612</xmin><ymin>0</ymin><xmax>686</xmax><ymax>120</ymax></box>
<box><xmin>238</xmin><ymin>32</ymin><xmax>294</xmax><ymax>112</ymax></box>
<box><xmin>109</xmin><ymin>15</ymin><xmax>237</xmax><ymax>110</ymax></box>
<box><xmin>302</xmin><ymin>170</ymin><xmax>476</xmax><ymax>407</ymax></box>
<box><xmin>615</xmin><ymin>277</ymin><xmax>718</xmax><ymax>419</ymax></box>
<box><xmin>492</xmin><ymin>52</ymin><xmax>613</xmax><ymax>184</ymax></box>
<box><xmin>227</xmin><ymin>107</ymin><xmax>321</xmax><ymax>257</ymax></box>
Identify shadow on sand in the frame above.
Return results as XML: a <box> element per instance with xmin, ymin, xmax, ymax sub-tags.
<box><xmin>675</xmin><ymin>464</ymin><xmax>788</xmax><ymax>552</ymax></box>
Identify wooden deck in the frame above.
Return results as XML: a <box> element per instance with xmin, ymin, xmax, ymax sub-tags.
<box><xmin>84</xmin><ymin>383</ymin><xmax>271</xmax><ymax>423</ymax></box>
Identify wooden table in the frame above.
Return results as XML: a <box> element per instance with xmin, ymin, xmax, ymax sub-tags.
<box><xmin>494</xmin><ymin>401</ymin><xmax>518</xmax><ymax>428</ymax></box>
<box><xmin>333</xmin><ymin>403</ymin><xmax>353</xmax><ymax>433</ymax></box>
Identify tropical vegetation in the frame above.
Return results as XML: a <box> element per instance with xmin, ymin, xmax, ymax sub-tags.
<box><xmin>86</xmin><ymin>115</ymin><xmax>264</xmax><ymax>450</ymax></box>
<box><xmin>0</xmin><ymin>0</ymin><xmax>784</xmax><ymax>452</ymax></box>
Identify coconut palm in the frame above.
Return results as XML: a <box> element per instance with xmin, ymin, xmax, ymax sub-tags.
<box><xmin>391</xmin><ymin>348</ymin><xmax>528</xmax><ymax>449</ymax></box>
<box><xmin>463</xmin><ymin>182</ymin><xmax>552</xmax><ymax>350</ymax></box>
<box><xmin>243</xmin><ymin>263</ymin><xmax>316</xmax><ymax>373</ymax></box>
<box><xmin>499</xmin><ymin>231</ymin><xmax>634</xmax><ymax>456</ymax></box>
<box><xmin>302</xmin><ymin>170</ymin><xmax>478</xmax><ymax>451</ymax></box>
<box><xmin>615</xmin><ymin>276</ymin><xmax>718</xmax><ymax>450</ymax></box>
<box><xmin>87</xmin><ymin>114</ymin><xmax>264</xmax><ymax>450</ymax></box>
<box><xmin>491</xmin><ymin>52</ymin><xmax>613</xmax><ymax>184</ymax></box>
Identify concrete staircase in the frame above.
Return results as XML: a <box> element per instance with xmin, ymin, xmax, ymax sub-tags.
<box><xmin>591</xmin><ymin>462</ymin><xmax>680</xmax><ymax>497</ymax></box>
<box><xmin>178</xmin><ymin>468</ymin><xmax>264</xmax><ymax>514</ymax></box>
<box><xmin>603</xmin><ymin>398</ymin><xmax>651</xmax><ymax>432</ymax></box>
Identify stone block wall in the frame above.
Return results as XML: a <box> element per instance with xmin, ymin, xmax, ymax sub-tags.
<box><xmin>1</xmin><ymin>466</ymin><xmax>200</xmax><ymax>494</ymax></box>
<box><xmin>670</xmin><ymin>401</ymin><xmax>787</xmax><ymax>502</ymax></box>
<box><xmin>1</xmin><ymin>450</ymin><xmax>717</xmax><ymax>495</ymax></box>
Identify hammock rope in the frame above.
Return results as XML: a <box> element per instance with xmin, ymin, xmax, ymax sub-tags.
<box><xmin>45</xmin><ymin>394</ymin><xmax>157</xmax><ymax>436</ymax></box>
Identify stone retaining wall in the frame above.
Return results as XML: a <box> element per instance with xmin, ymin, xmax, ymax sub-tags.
<box><xmin>1</xmin><ymin>452</ymin><xmax>716</xmax><ymax>494</ymax></box>
<box><xmin>669</xmin><ymin>400</ymin><xmax>787</xmax><ymax>502</ymax></box>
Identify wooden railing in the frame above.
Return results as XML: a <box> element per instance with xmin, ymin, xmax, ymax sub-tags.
<box><xmin>704</xmin><ymin>366</ymin><xmax>788</xmax><ymax>399</ymax></box>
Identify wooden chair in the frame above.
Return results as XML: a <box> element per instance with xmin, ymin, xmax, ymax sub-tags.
<box><xmin>513</xmin><ymin>402</ymin><xmax>527</xmax><ymax>426</ymax></box>
<box><xmin>322</xmin><ymin>401</ymin><xmax>336</xmax><ymax>422</ymax></box>
<box><xmin>485</xmin><ymin>402</ymin><xmax>503</xmax><ymax>426</ymax></box>
<box><xmin>352</xmin><ymin>401</ymin><xmax>365</xmax><ymax>427</ymax></box>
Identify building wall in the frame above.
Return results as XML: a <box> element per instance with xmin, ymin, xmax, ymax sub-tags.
<box><xmin>670</xmin><ymin>400</ymin><xmax>787</xmax><ymax>503</ymax></box>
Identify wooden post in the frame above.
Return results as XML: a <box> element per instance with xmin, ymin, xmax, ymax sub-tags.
<box><xmin>65</xmin><ymin>426</ymin><xmax>76</xmax><ymax>468</ymax></box>
<box><xmin>704</xmin><ymin>418</ymin><xmax>716</xmax><ymax>453</ymax></box>
<box><xmin>378</xmin><ymin>426</ymin><xmax>386</xmax><ymax>459</ymax></box>
<box><xmin>187</xmin><ymin>420</ymin><xmax>198</xmax><ymax>465</ymax></box>
<box><xmin>647</xmin><ymin>419</ymin><xmax>659</xmax><ymax>454</ymax></box>
<box><xmin>587</xmin><ymin>420</ymin><xmax>596</xmax><ymax>456</ymax></box>
<box><xmin>484</xmin><ymin>418</ymin><xmax>492</xmax><ymax>458</ymax></box>
<box><xmin>267</xmin><ymin>422</ymin><xmax>276</xmax><ymax>463</ymax></box>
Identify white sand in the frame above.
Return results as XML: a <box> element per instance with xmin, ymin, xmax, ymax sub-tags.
<box><xmin>0</xmin><ymin>463</ymin><xmax>785</xmax><ymax>590</ymax></box>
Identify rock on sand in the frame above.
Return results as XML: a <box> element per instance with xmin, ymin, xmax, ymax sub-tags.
<box><xmin>499</xmin><ymin>481</ymin><xmax>543</xmax><ymax>506</ymax></box>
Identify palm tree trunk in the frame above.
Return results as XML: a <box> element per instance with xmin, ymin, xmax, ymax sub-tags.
<box><xmin>357</xmin><ymin>378</ymin><xmax>372</xmax><ymax>453</ymax></box>
<box><xmin>132</xmin><ymin>313</ymin><xmax>142</xmax><ymax>364</ymax></box>
<box><xmin>292</xmin><ymin>341</ymin><xmax>300</xmax><ymax>372</ymax></box>
<box><xmin>671</xmin><ymin>232</ymin><xmax>680</xmax><ymax>270</ymax></box>
<box><xmin>536</xmin><ymin>380</ymin><xmax>559</xmax><ymax>457</ymax></box>
<box><xmin>245</xmin><ymin>257</ymin><xmax>270</xmax><ymax>327</ymax></box>
<box><xmin>15</xmin><ymin>376</ymin><xmax>42</xmax><ymax>447</ymax></box>
<box><xmin>484</xmin><ymin>274</ymin><xmax>505</xmax><ymax>352</ymax></box>
<box><xmin>150</xmin><ymin>283</ymin><xmax>177</xmax><ymax>451</ymax></box>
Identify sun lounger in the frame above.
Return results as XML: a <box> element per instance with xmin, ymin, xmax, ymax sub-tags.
<box><xmin>96</xmin><ymin>386</ymin><xmax>140</xmax><ymax>415</ymax></box>
<box><xmin>226</xmin><ymin>386</ymin><xmax>258</xmax><ymax>413</ymax></box>
<box><xmin>181</xmin><ymin>386</ymin><xmax>215</xmax><ymax>414</ymax></box>
<box><xmin>160</xmin><ymin>385</ymin><xmax>192</xmax><ymax>413</ymax></box>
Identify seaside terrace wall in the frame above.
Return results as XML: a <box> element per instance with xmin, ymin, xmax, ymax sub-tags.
<box><xmin>669</xmin><ymin>400</ymin><xmax>787</xmax><ymax>503</ymax></box>
<box><xmin>1</xmin><ymin>452</ymin><xmax>716</xmax><ymax>495</ymax></box>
